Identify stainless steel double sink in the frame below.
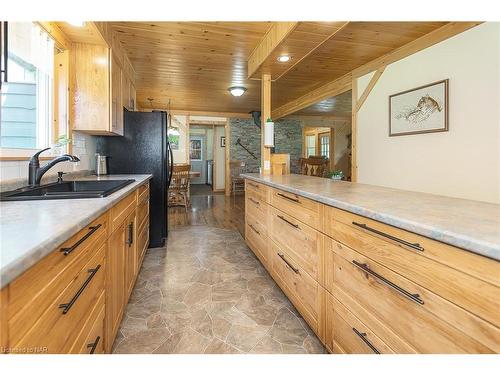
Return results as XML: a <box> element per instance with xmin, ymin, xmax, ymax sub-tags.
<box><xmin>0</xmin><ymin>179</ymin><xmax>135</xmax><ymax>201</ymax></box>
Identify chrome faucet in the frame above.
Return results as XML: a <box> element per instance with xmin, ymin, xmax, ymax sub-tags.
<box><xmin>28</xmin><ymin>148</ymin><xmax>80</xmax><ymax>186</ymax></box>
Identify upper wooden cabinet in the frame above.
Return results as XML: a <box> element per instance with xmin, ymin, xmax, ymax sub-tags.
<box><xmin>121</xmin><ymin>73</ymin><xmax>136</xmax><ymax>111</ymax></box>
<box><xmin>72</xmin><ymin>44</ymin><xmax>129</xmax><ymax>136</ymax></box>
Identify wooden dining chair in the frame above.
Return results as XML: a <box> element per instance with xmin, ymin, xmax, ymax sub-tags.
<box><xmin>168</xmin><ymin>164</ymin><xmax>192</xmax><ymax>212</ymax></box>
<box><xmin>299</xmin><ymin>157</ymin><xmax>329</xmax><ymax>177</ymax></box>
<box><xmin>230</xmin><ymin>160</ymin><xmax>245</xmax><ymax>196</ymax></box>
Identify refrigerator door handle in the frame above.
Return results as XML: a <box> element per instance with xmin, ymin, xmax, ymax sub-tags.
<box><xmin>167</xmin><ymin>142</ymin><xmax>174</xmax><ymax>188</ymax></box>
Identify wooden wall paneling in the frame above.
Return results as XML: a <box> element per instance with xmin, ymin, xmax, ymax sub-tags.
<box><xmin>53</xmin><ymin>50</ymin><xmax>70</xmax><ymax>145</ymax></box>
<box><xmin>261</xmin><ymin>74</ymin><xmax>272</xmax><ymax>174</ymax></box>
<box><xmin>225</xmin><ymin>119</ymin><xmax>231</xmax><ymax>196</ymax></box>
<box><xmin>247</xmin><ymin>22</ymin><xmax>298</xmax><ymax>78</ymax></box>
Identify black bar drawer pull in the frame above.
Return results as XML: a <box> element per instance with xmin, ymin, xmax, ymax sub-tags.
<box><xmin>352</xmin><ymin>328</ymin><xmax>380</xmax><ymax>354</ymax></box>
<box><xmin>278</xmin><ymin>252</ymin><xmax>300</xmax><ymax>274</ymax></box>
<box><xmin>249</xmin><ymin>224</ymin><xmax>260</xmax><ymax>235</ymax></box>
<box><xmin>277</xmin><ymin>215</ymin><xmax>300</xmax><ymax>229</ymax></box>
<box><xmin>248</xmin><ymin>197</ymin><xmax>260</xmax><ymax>205</ymax></box>
<box><xmin>59</xmin><ymin>265</ymin><xmax>101</xmax><ymax>314</ymax></box>
<box><xmin>127</xmin><ymin>222</ymin><xmax>134</xmax><ymax>246</ymax></box>
<box><xmin>277</xmin><ymin>192</ymin><xmax>300</xmax><ymax>203</ymax></box>
<box><xmin>352</xmin><ymin>222</ymin><xmax>424</xmax><ymax>252</ymax></box>
<box><xmin>352</xmin><ymin>260</ymin><xmax>424</xmax><ymax>305</ymax></box>
<box><xmin>87</xmin><ymin>336</ymin><xmax>101</xmax><ymax>354</ymax></box>
<box><xmin>60</xmin><ymin>224</ymin><xmax>102</xmax><ymax>256</ymax></box>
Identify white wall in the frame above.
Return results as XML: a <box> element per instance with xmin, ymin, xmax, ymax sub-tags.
<box><xmin>171</xmin><ymin>115</ymin><xmax>188</xmax><ymax>164</ymax></box>
<box><xmin>357</xmin><ymin>22</ymin><xmax>500</xmax><ymax>203</ymax></box>
<box><xmin>0</xmin><ymin>131</ymin><xmax>96</xmax><ymax>183</ymax></box>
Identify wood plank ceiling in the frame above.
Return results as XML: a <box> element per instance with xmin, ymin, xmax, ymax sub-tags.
<box><xmin>294</xmin><ymin>90</ymin><xmax>352</xmax><ymax>117</ymax></box>
<box><xmin>108</xmin><ymin>21</ymin><xmax>448</xmax><ymax>114</ymax></box>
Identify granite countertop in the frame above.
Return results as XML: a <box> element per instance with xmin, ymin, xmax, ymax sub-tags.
<box><xmin>0</xmin><ymin>174</ymin><xmax>152</xmax><ymax>287</ymax></box>
<box><xmin>242</xmin><ymin>173</ymin><xmax>500</xmax><ymax>261</ymax></box>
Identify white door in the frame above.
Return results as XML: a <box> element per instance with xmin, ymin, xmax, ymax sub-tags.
<box><xmin>190</xmin><ymin>135</ymin><xmax>206</xmax><ymax>184</ymax></box>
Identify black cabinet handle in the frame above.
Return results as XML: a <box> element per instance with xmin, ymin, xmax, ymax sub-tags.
<box><xmin>60</xmin><ymin>224</ymin><xmax>102</xmax><ymax>256</ymax></box>
<box><xmin>277</xmin><ymin>192</ymin><xmax>300</xmax><ymax>203</ymax></box>
<box><xmin>278</xmin><ymin>252</ymin><xmax>300</xmax><ymax>274</ymax></box>
<box><xmin>352</xmin><ymin>222</ymin><xmax>424</xmax><ymax>252</ymax></box>
<box><xmin>248</xmin><ymin>197</ymin><xmax>260</xmax><ymax>205</ymax></box>
<box><xmin>277</xmin><ymin>215</ymin><xmax>299</xmax><ymax>229</ymax></box>
<box><xmin>87</xmin><ymin>336</ymin><xmax>101</xmax><ymax>354</ymax></box>
<box><xmin>352</xmin><ymin>328</ymin><xmax>380</xmax><ymax>354</ymax></box>
<box><xmin>127</xmin><ymin>222</ymin><xmax>134</xmax><ymax>246</ymax></box>
<box><xmin>249</xmin><ymin>224</ymin><xmax>260</xmax><ymax>235</ymax></box>
<box><xmin>58</xmin><ymin>265</ymin><xmax>101</xmax><ymax>314</ymax></box>
<box><xmin>352</xmin><ymin>260</ymin><xmax>424</xmax><ymax>305</ymax></box>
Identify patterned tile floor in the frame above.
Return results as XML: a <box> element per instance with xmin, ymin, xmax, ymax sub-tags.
<box><xmin>112</xmin><ymin>225</ymin><xmax>326</xmax><ymax>354</ymax></box>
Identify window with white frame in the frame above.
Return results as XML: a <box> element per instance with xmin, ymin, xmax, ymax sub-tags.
<box><xmin>1</xmin><ymin>22</ymin><xmax>55</xmax><ymax>150</ymax></box>
<box><xmin>306</xmin><ymin>134</ymin><xmax>315</xmax><ymax>157</ymax></box>
<box><xmin>319</xmin><ymin>133</ymin><xmax>329</xmax><ymax>158</ymax></box>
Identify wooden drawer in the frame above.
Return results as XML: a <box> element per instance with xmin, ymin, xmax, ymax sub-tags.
<box><xmin>245</xmin><ymin>214</ymin><xmax>269</xmax><ymax>267</ymax></box>
<box><xmin>69</xmin><ymin>292</ymin><xmax>105</xmax><ymax>354</ymax></box>
<box><xmin>110</xmin><ymin>191</ymin><xmax>136</xmax><ymax>232</ymax></box>
<box><xmin>324</xmin><ymin>206</ymin><xmax>500</xmax><ymax>328</ymax></box>
<box><xmin>327</xmin><ymin>238</ymin><xmax>498</xmax><ymax>353</ymax></box>
<box><xmin>137</xmin><ymin>182</ymin><xmax>150</xmax><ymax>204</ymax></box>
<box><xmin>7</xmin><ymin>213</ymin><xmax>108</xmax><ymax>345</ymax></box>
<box><xmin>11</xmin><ymin>243</ymin><xmax>106</xmax><ymax>353</ymax></box>
<box><xmin>269</xmin><ymin>206</ymin><xmax>322</xmax><ymax>281</ymax></box>
<box><xmin>270</xmin><ymin>241</ymin><xmax>321</xmax><ymax>335</ymax></box>
<box><xmin>245</xmin><ymin>180</ymin><xmax>269</xmax><ymax>203</ymax></box>
<box><xmin>138</xmin><ymin>222</ymin><xmax>150</xmax><ymax>265</ymax></box>
<box><xmin>325</xmin><ymin>292</ymin><xmax>394</xmax><ymax>354</ymax></box>
<box><xmin>136</xmin><ymin>194</ymin><xmax>149</xmax><ymax>232</ymax></box>
<box><xmin>246</xmin><ymin>190</ymin><xmax>268</xmax><ymax>230</ymax></box>
<box><xmin>270</xmin><ymin>188</ymin><xmax>322</xmax><ymax>230</ymax></box>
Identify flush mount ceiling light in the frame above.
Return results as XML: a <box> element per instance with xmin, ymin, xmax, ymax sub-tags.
<box><xmin>277</xmin><ymin>55</ymin><xmax>290</xmax><ymax>63</ymax></box>
<box><xmin>66</xmin><ymin>21</ymin><xmax>86</xmax><ymax>27</ymax></box>
<box><xmin>228</xmin><ymin>86</ymin><xmax>247</xmax><ymax>97</ymax></box>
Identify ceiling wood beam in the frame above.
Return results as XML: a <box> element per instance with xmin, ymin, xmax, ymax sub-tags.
<box><xmin>272</xmin><ymin>73</ymin><xmax>352</xmax><ymax>120</ymax></box>
<box><xmin>247</xmin><ymin>22</ymin><xmax>298</xmax><ymax>79</ymax></box>
<box><xmin>274</xmin><ymin>22</ymin><xmax>350</xmax><ymax>81</ymax></box>
<box><xmin>261</xmin><ymin>74</ymin><xmax>272</xmax><ymax>174</ymax></box>
<box><xmin>355</xmin><ymin>66</ymin><xmax>386</xmax><ymax>113</ymax></box>
<box><xmin>38</xmin><ymin>22</ymin><xmax>72</xmax><ymax>51</ymax></box>
<box><xmin>273</xmin><ymin>21</ymin><xmax>481</xmax><ymax>120</ymax></box>
<box><xmin>352</xmin><ymin>21</ymin><xmax>481</xmax><ymax>78</ymax></box>
<box><xmin>170</xmin><ymin>110</ymin><xmax>251</xmax><ymax>119</ymax></box>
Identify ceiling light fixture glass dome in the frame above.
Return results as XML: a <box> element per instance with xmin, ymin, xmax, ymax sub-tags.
<box><xmin>277</xmin><ymin>55</ymin><xmax>290</xmax><ymax>62</ymax></box>
<box><xmin>228</xmin><ymin>86</ymin><xmax>247</xmax><ymax>97</ymax></box>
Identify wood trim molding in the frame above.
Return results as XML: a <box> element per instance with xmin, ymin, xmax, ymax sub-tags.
<box><xmin>37</xmin><ymin>22</ymin><xmax>72</xmax><ymax>51</ymax></box>
<box><xmin>261</xmin><ymin>74</ymin><xmax>272</xmax><ymax>174</ymax></box>
<box><xmin>274</xmin><ymin>22</ymin><xmax>350</xmax><ymax>81</ymax></box>
<box><xmin>247</xmin><ymin>22</ymin><xmax>298</xmax><ymax>79</ymax></box>
<box><xmin>170</xmin><ymin>110</ymin><xmax>251</xmax><ymax>119</ymax></box>
<box><xmin>352</xmin><ymin>22</ymin><xmax>481</xmax><ymax>78</ymax></box>
<box><xmin>272</xmin><ymin>73</ymin><xmax>352</xmax><ymax>120</ymax></box>
<box><xmin>225</xmin><ymin>119</ymin><xmax>231</xmax><ymax>196</ymax></box>
<box><xmin>355</xmin><ymin>66</ymin><xmax>386</xmax><ymax>113</ymax></box>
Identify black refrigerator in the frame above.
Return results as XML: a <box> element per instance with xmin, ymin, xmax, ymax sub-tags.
<box><xmin>97</xmin><ymin>111</ymin><xmax>173</xmax><ymax>248</ymax></box>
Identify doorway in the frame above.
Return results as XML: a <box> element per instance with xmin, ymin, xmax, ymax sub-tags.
<box><xmin>189</xmin><ymin>134</ymin><xmax>206</xmax><ymax>185</ymax></box>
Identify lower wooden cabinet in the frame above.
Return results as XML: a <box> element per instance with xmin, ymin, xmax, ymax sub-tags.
<box><xmin>0</xmin><ymin>181</ymin><xmax>151</xmax><ymax>354</ymax></box>
<box><xmin>244</xmin><ymin>179</ymin><xmax>500</xmax><ymax>354</ymax></box>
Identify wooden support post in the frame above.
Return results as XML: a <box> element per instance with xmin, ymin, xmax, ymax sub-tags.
<box><xmin>261</xmin><ymin>73</ymin><xmax>272</xmax><ymax>175</ymax></box>
<box><xmin>225</xmin><ymin>119</ymin><xmax>231</xmax><ymax>196</ymax></box>
<box><xmin>351</xmin><ymin>78</ymin><xmax>358</xmax><ymax>182</ymax></box>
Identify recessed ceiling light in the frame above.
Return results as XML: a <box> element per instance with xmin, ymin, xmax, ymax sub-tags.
<box><xmin>228</xmin><ymin>86</ymin><xmax>247</xmax><ymax>97</ymax></box>
<box><xmin>67</xmin><ymin>21</ymin><xmax>86</xmax><ymax>27</ymax></box>
<box><xmin>277</xmin><ymin>55</ymin><xmax>290</xmax><ymax>63</ymax></box>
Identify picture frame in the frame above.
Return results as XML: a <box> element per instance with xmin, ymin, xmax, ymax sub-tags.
<box><xmin>389</xmin><ymin>79</ymin><xmax>449</xmax><ymax>136</ymax></box>
<box><xmin>220</xmin><ymin>136</ymin><xmax>226</xmax><ymax>147</ymax></box>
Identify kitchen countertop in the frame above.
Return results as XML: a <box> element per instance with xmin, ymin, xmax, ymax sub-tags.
<box><xmin>242</xmin><ymin>173</ymin><xmax>500</xmax><ymax>261</ymax></box>
<box><xmin>0</xmin><ymin>174</ymin><xmax>152</xmax><ymax>288</ymax></box>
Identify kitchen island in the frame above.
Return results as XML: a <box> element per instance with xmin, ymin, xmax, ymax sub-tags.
<box><xmin>242</xmin><ymin>173</ymin><xmax>500</xmax><ymax>354</ymax></box>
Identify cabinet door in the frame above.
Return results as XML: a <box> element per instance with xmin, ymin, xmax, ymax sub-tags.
<box><xmin>110</xmin><ymin>54</ymin><xmax>124</xmax><ymax>136</ymax></box>
<box><xmin>106</xmin><ymin>222</ymin><xmax>126</xmax><ymax>352</ymax></box>
<box><xmin>125</xmin><ymin>211</ymin><xmax>137</xmax><ymax>297</ymax></box>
